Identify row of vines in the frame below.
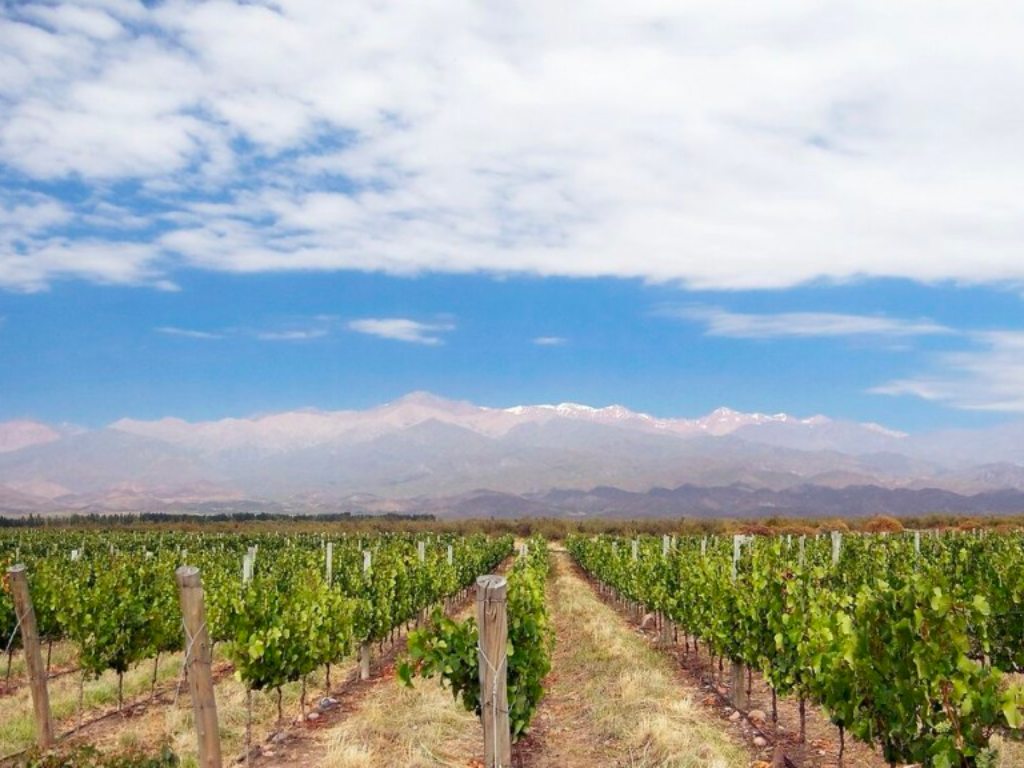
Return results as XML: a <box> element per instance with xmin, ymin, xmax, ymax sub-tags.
<box><xmin>568</xmin><ymin>530</ymin><xmax>1024</xmax><ymax>768</ymax></box>
<box><xmin>1</xmin><ymin>530</ymin><xmax>513</xmax><ymax>706</ymax></box>
<box><xmin>400</xmin><ymin>535</ymin><xmax>554</xmax><ymax>741</ymax></box>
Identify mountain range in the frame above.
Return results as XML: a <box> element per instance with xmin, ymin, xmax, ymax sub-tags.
<box><xmin>2</xmin><ymin>392</ymin><xmax>1024</xmax><ymax>518</ymax></box>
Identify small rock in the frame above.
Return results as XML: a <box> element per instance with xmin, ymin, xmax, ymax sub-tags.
<box><xmin>729</xmin><ymin>710</ymin><xmax>742</xmax><ymax>722</ymax></box>
<box><xmin>318</xmin><ymin>696</ymin><xmax>338</xmax><ymax>710</ymax></box>
<box><xmin>307</xmin><ymin>711</ymin><xmax>321</xmax><ymax>721</ymax></box>
<box><xmin>753</xmin><ymin>736</ymin><xmax>768</xmax><ymax>748</ymax></box>
<box><xmin>263</xmin><ymin>751</ymin><xmax>274</xmax><ymax>758</ymax></box>
<box><xmin>748</xmin><ymin>709</ymin><xmax>767</xmax><ymax>724</ymax></box>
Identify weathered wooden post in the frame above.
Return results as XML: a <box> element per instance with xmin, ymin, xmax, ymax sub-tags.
<box><xmin>477</xmin><ymin>574</ymin><xmax>511</xmax><ymax>768</ymax></box>
<box><xmin>660</xmin><ymin>536</ymin><xmax>673</xmax><ymax>646</ymax></box>
<box><xmin>176</xmin><ymin>566</ymin><xmax>222</xmax><ymax>768</ymax></box>
<box><xmin>730</xmin><ymin>536</ymin><xmax>749</xmax><ymax>710</ymax></box>
<box><xmin>325</xmin><ymin>542</ymin><xmax>334</xmax><ymax>586</ymax></box>
<box><xmin>6</xmin><ymin>565</ymin><xmax>54</xmax><ymax>749</ymax></box>
<box><xmin>360</xmin><ymin>550</ymin><xmax>372</xmax><ymax>680</ymax></box>
<box><xmin>417</xmin><ymin>541</ymin><xmax>429</xmax><ymax>626</ymax></box>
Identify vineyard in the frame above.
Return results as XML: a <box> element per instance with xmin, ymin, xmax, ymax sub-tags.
<box><xmin>2</xmin><ymin>527</ymin><xmax>1024</xmax><ymax>768</ymax></box>
<box><xmin>0</xmin><ymin>530</ymin><xmax>514</xmax><ymax>765</ymax></box>
<box><xmin>568</xmin><ymin>531</ymin><xmax>1024</xmax><ymax>768</ymax></box>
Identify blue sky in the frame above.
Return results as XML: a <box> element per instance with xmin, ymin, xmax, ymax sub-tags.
<box><xmin>2</xmin><ymin>271</ymin><xmax>1021</xmax><ymax>432</ymax></box>
<box><xmin>2</xmin><ymin>1</ymin><xmax>1024</xmax><ymax>432</ymax></box>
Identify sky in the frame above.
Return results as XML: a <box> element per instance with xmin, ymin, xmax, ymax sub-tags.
<box><xmin>1</xmin><ymin>0</ymin><xmax>1023</xmax><ymax>432</ymax></box>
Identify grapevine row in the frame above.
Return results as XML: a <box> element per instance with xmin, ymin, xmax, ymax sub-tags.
<box><xmin>400</xmin><ymin>535</ymin><xmax>554</xmax><ymax>741</ymax></box>
<box><xmin>1</xmin><ymin>532</ymin><xmax>513</xmax><ymax>702</ymax></box>
<box><xmin>567</xmin><ymin>532</ymin><xmax>1024</xmax><ymax>768</ymax></box>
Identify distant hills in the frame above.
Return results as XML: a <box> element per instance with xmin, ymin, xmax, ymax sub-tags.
<box><xmin>2</xmin><ymin>392</ymin><xmax>1024</xmax><ymax>518</ymax></box>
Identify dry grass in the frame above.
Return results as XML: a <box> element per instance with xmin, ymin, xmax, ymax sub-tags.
<box><xmin>79</xmin><ymin>654</ymin><xmax>355</xmax><ymax>766</ymax></box>
<box><xmin>994</xmin><ymin>727</ymin><xmax>1024</xmax><ymax>767</ymax></box>
<box><xmin>317</xmin><ymin>609</ymin><xmax>482</xmax><ymax>767</ymax></box>
<box><xmin>1</xmin><ymin>640</ymin><xmax>78</xmax><ymax>691</ymax></box>
<box><xmin>320</xmin><ymin>681</ymin><xmax>482</xmax><ymax>768</ymax></box>
<box><xmin>0</xmin><ymin>648</ymin><xmax>184</xmax><ymax>758</ymax></box>
<box><xmin>0</xmin><ymin>641</ymin><xmax>349</xmax><ymax>765</ymax></box>
<box><xmin>523</xmin><ymin>551</ymin><xmax>748</xmax><ymax>768</ymax></box>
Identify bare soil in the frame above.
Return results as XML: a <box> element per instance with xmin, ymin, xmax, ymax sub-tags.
<box><xmin>575</xmin><ymin>558</ymin><xmax>889</xmax><ymax>768</ymax></box>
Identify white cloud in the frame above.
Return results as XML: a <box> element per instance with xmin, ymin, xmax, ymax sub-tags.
<box><xmin>872</xmin><ymin>332</ymin><xmax>1024</xmax><ymax>413</ymax></box>
<box><xmin>533</xmin><ymin>336</ymin><xmax>567</xmax><ymax>346</ymax></box>
<box><xmin>156</xmin><ymin>316</ymin><xmax>340</xmax><ymax>342</ymax></box>
<box><xmin>255</xmin><ymin>328</ymin><xmax>329</xmax><ymax>342</ymax></box>
<box><xmin>348</xmin><ymin>318</ymin><xmax>454</xmax><ymax>345</ymax></box>
<box><xmin>0</xmin><ymin>190</ymin><xmax>171</xmax><ymax>292</ymax></box>
<box><xmin>0</xmin><ymin>238</ymin><xmax>168</xmax><ymax>293</ymax></box>
<box><xmin>673</xmin><ymin>306</ymin><xmax>953</xmax><ymax>339</ymax></box>
<box><xmin>156</xmin><ymin>326</ymin><xmax>223</xmax><ymax>340</ymax></box>
<box><xmin>2</xmin><ymin>2</ymin><xmax>1024</xmax><ymax>290</ymax></box>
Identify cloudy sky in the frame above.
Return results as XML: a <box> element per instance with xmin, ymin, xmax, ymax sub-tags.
<box><xmin>1</xmin><ymin>0</ymin><xmax>1022</xmax><ymax>429</ymax></box>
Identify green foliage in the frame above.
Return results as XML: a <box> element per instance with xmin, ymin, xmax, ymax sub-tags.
<box><xmin>400</xmin><ymin>536</ymin><xmax>553</xmax><ymax>741</ymax></box>
<box><xmin>0</xmin><ymin>529</ymin><xmax>512</xmax><ymax>699</ymax></box>
<box><xmin>399</xmin><ymin>609</ymin><xmax>480</xmax><ymax>712</ymax></box>
<box><xmin>568</xmin><ymin>531</ymin><xmax>1024</xmax><ymax>768</ymax></box>
<box><xmin>218</xmin><ymin>567</ymin><xmax>355</xmax><ymax>690</ymax></box>
<box><xmin>50</xmin><ymin>552</ymin><xmax>177</xmax><ymax>677</ymax></box>
<box><xmin>17</xmin><ymin>744</ymin><xmax>179</xmax><ymax>768</ymax></box>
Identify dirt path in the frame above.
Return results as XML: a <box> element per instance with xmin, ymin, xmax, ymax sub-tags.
<box><xmin>281</xmin><ymin>549</ymin><xmax>753</xmax><ymax>768</ymax></box>
<box><xmin>575</xmin><ymin>555</ymin><xmax>887</xmax><ymax>768</ymax></box>
<box><xmin>518</xmin><ymin>551</ymin><xmax>752</xmax><ymax>768</ymax></box>
<box><xmin>240</xmin><ymin>607</ymin><xmax>482</xmax><ymax>768</ymax></box>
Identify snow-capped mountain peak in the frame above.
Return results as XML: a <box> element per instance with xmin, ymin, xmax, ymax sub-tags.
<box><xmin>101</xmin><ymin>392</ymin><xmax>904</xmax><ymax>456</ymax></box>
<box><xmin>0</xmin><ymin>420</ymin><xmax>63</xmax><ymax>453</ymax></box>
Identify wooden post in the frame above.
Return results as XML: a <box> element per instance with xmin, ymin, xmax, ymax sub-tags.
<box><xmin>360</xmin><ymin>550</ymin><xmax>371</xmax><ymax>680</ymax></box>
<box><xmin>325</xmin><ymin>542</ymin><xmax>334</xmax><ymax>586</ymax></box>
<box><xmin>660</xmin><ymin>614</ymin><xmax>673</xmax><ymax>646</ymax></box>
<box><xmin>730</xmin><ymin>659</ymin><xmax>748</xmax><ymax>710</ymax></box>
<box><xmin>659</xmin><ymin>539</ymin><xmax>673</xmax><ymax>645</ymax></box>
<box><xmin>476</xmin><ymin>575</ymin><xmax>511</xmax><ymax>768</ymax></box>
<box><xmin>417</xmin><ymin>541</ymin><xmax>429</xmax><ymax>625</ymax></box>
<box><xmin>176</xmin><ymin>566</ymin><xmax>223</xmax><ymax>768</ymax></box>
<box><xmin>730</xmin><ymin>536</ymin><xmax>748</xmax><ymax>710</ymax></box>
<box><xmin>6</xmin><ymin>565</ymin><xmax>54</xmax><ymax>749</ymax></box>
